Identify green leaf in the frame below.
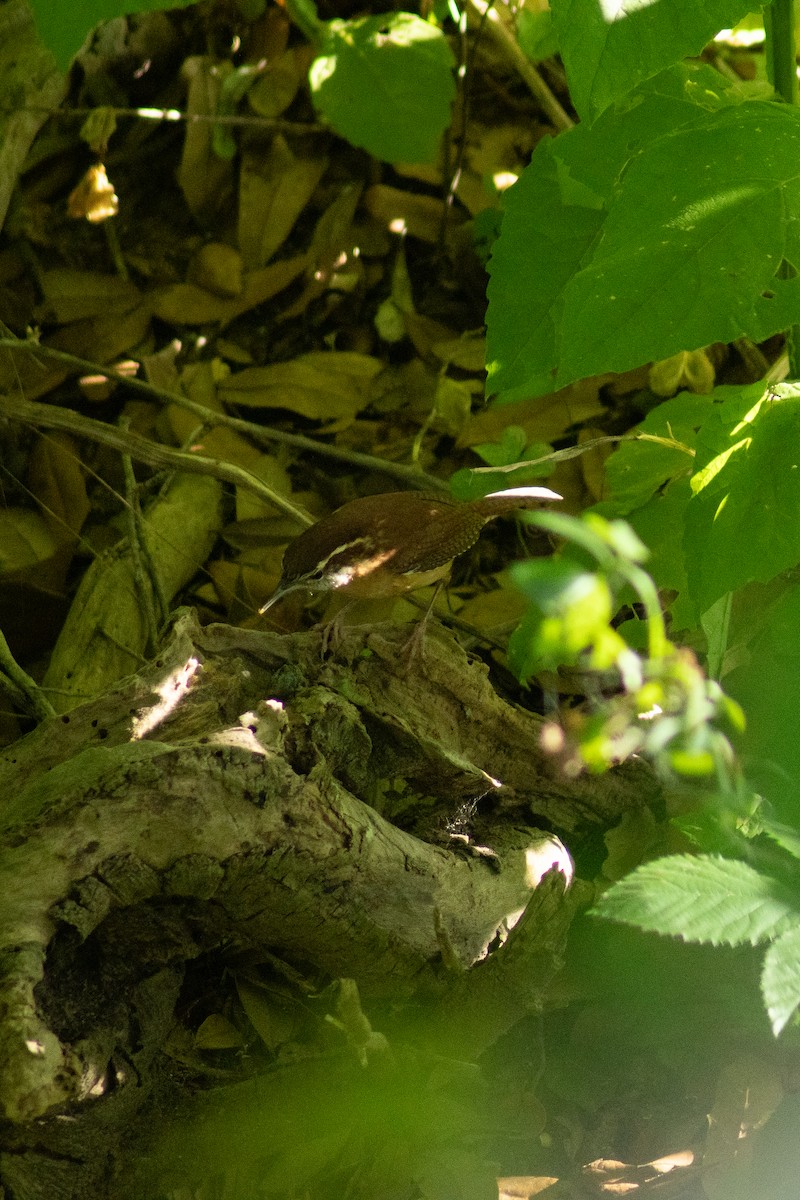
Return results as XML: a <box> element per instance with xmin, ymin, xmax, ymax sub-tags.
<box><xmin>684</xmin><ymin>384</ymin><xmax>800</xmax><ymax>614</ymax></box>
<box><xmin>625</xmin><ymin>482</ymin><xmax>693</xmax><ymax>630</ymax></box>
<box><xmin>474</xmin><ymin>426</ymin><xmax>529</xmax><ymax>466</ymax></box>
<box><xmin>668</xmin><ymin>748</ymin><xmax>716</xmax><ymax>776</ymax></box>
<box><xmin>595</xmin><ymin>381</ymin><xmax>766</xmax><ymax>632</ymax></box>
<box><xmin>558</xmin><ymin>104</ymin><xmax>800</xmax><ymax>387</ymax></box>
<box><xmin>550</xmin><ymin>0</ymin><xmax>755</xmax><ymax>121</ymax></box>
<box><xmin>486</xmin><ymin>63</ymin><xmax>734</xmax><ymax>401</ymax></box>
<box><xmin>509</xmin><ymin>561</ymin><xmax>617</xmax><ymax>673</ymax></box>
<box><xmin>486</xmin><ymin>138</ymin><xmax>603</xmax><ymax>401</ymax></box>
<box><xmin>309</xmin><ymin>13</ymin><xmax>455</xmax><ymax>163</ymax></box>
<box><xmin>725</xmin><ymin>581</ymin><xmax>800</xmax><ymax>823</ymax></box>
<box><xmin>30</xmin><ymin>0</ymin><xmax>197</xmax><ymax>70</ymax></box>
<box><xmin>522</xmin><ymin>510</ymin><xmax>617</xmax><ymax>566</ymax></box>
<box><xmin>516</xmin><ymin>9</ymin><xmax>559</xmax><ymax>63</ymax></box>
<box><xmin>762</xmin><ymin>924</ymin><xmax>800</xmax><ymax>1035</ymax></box>
<box><xmin>593</xmin><ymin>855</ymin><xmax>800</xmax><ymax>947</ymax></box>
<box><xmin>602</xmin><ymin>392</ymin><xmax>709</xmax><ymax>512</ymax></box>
<box><xmin>762</xmin><ymin>819</ymin><xmax>800</xmax><ymax>863</ymax></box>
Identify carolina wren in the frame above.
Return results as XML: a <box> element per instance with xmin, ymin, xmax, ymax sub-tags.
<box><xmin>259</xmin><ymin>485</ymin><xmax>561</xmax><ymax>613</ymax></box>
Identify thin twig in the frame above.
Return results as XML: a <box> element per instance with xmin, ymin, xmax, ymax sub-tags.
<box><xmin>467</xmin><ymin>431</ymin><xmax>695</xmax><ymax>475</ymax></box>
<box><xmin>465</xmin><ymin>0</ymin><xmax>573</xmax><ymax>132</ymax></box>
<box><xmin>0</xmin><ymin>103</ymin><xmax>327</xmax><ymax>134</ymax></box>
<box><xmin>119</xmin><ymin>416</ymin><xmax>166</xmax><ymax>650</ymax></box>
<box><xmin>0</xmin><ymin>393</ymin><xmax>315</xmax><ymax>524</ymax></box>
<box><xmin>0</xmin><ymin>339</ymin><xmax>448</xmax><ymax>492</ymax></box>
<box><xmin>0</xmin><ymin>628</ymin><xmax>56</xmax><ymax>721</ymax></box>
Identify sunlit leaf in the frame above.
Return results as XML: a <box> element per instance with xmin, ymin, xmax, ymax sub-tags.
<box><xmin>310</xmin><ymin>13</ymin><xmax>455</xmax><ymax>163</ymax></box>
<box><xmin>550</xmin><ymin>0</ymin><xmax>754</xmax><ymax>119</ymax></box>
<box><xmin>762</xmin><ymin>925</ymin><xmax>800</xmax><ymax>1035</ymax></box>
<box><xmin>594</xmin><ymin>855</ymin><xmax>800</xmax><ymax>946</ymax></box>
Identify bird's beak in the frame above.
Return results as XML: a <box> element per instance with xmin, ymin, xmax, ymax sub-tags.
<box><xmin>258</xmin><ymin>581</ymin><xmax>310</xmax><ymax>614</ymax></box>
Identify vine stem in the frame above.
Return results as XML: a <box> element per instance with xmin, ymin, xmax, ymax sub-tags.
<box><xmin>0</xmin><ymin>339</ymin><xmax>447</xmax><ymax>494</ymax></box>
<box><xmin>765</xmin><ymin>0</ymin><xmax>800</xmax><ymax>379</ymax></box>
<box><xmin>765</xmin><ymin>0</ymin><xmax>798</xmax><ymax>105</ymax></box>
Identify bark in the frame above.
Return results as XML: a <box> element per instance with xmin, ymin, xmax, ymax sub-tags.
<box><xmin>0</xmin><ymin>609</ymin><xmax>658</xmax><ymax>1198</ymax></box>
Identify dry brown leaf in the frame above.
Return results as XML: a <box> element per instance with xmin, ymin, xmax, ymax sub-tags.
<box><xmin>0</xmin><ymin>302</ymin><xmax>153</xmax><ymax>402</ymax></box>
<box><xmin>151</xmin><ymin>255</ymin><xmax>309</xmax><ymax>326</ymax></box>
<box><xmin>0</xmin><ymin>500</ymin><xmax>73</xmax><ymax>620</ymax></box>
<box><xmin>0</xmin><ymin>509</ymin><xmax>58</xmax><ymax>575</ymax></box>
<box><xmin>166</xmin><ymin>360</ymin><xmax>266</xmax><ymax>474</ymax></box>
<box><xmin>45</xmin><ymin>301</ymin><xmax>154</xmax><ymax>379</ymax></box>
<box><xmin>150</xmin><ymin>281</ymin><xmax>234</xmax><ymax>325</ymax></box>
<box><xmin>431</xmin><ymin>331</ymin><xmax>486</xmax><ymax>372</ymax></box>
<box><xmin>140</xmin><ymin>340</ymin><xmax>182</xmax><ymax>394</ymax></box>
<box><xmin>459</xmin><ymin>381</ymin><xmax>606</xmax><ymax>448</ymax></box>
<box><xmin>497</xmin><ymin>1176</ymin><xmax>559</xmax><ymax>1199</ymax></box>
<box><xmin>544</xmin><ymin>455</ymin><xmax>594</xmax><ymax>513</ymax></box>
<box><xmin>165</xmin><ymin>363</ymin><xmax>296</xmax><ymax>532</ymax></box>
<box><xmin>207</xmin><ymin>557</ymin><xmax>281</xmax><ymax>617</ymax></box>
<box><xmin>404</xmin><ymin>312</ymin><xmax>461</xmax><ymax>362</ymax></box>
<box><xmin>235</xmin><ymin>454</ymin><xmax>293</xmax><ymax>522</ymax></box>
<box><xmin>0</xmin><ymin>343</ymin><xmax>68</xmax><ymax>402</ymax></box>
<box><xmin>236</xmin><ymin>978</ymin><xmax>302</xmax><ymax>1051</ymax></box>
<box><xmin>309</xmin><ymin>183</ymin><xmax>362</xmax><ymax>268</ymax></box>
<box><xmin>219</xmin><ymin>350</ymin><xmax>382</xmax><ymax>423</ymax></box>
<box><xmin>178</xmin><ymin>56</ymin><xmax>235</xmax><ymax>221</ymax></box>
<box><xmin>0</xmin><ymin>0</ymin><xmax>67</xmax><ymax>232</ymax></box>
<box><xmin>215</xmin><ymin>338</ymin><xmax>255</xmax><ymax>365</ymax></box>
<box><xmin>36</xmin><ymin>269</ymin><xmax>141</xmax><ymax>324</ymax></box>
<box><xmin>456</xmin><ymin>122</ymin><xmax>536</xmax><ymax>215</ymax></box>
<box><xmin>27</xmin><ymin>432</ymin><xmax>90</xmax><ymax>543</ymax></box>
<box><xmin>455</xmin><ymin>584</ymin><xmax>528</xmax><ymax>631</ymax></box>
<box><xmin>364</xmin><ymin>184</ymin><xmax>460</xmax><ymax>242</ymax></box>
<box><xmin>369</xmin><ymin>359</ymin><xmax>438</xmax><ymax>419</ymax></box>
<box><xmin>187</xmin><ymin>243</ymin><xmax>244</xmax><ymax>298</ymax></box>
<box><xmin>279</xmin><ymin>182</ymin><xmax>363</xmax><ymax>319</ymax></box>
<box><xmin>430</xmin><ymin>375</ymin><xmax>475</xmax><ymax>437</ymax></box>
<box><xmin>238</xmin><ymin>138</ymin><xmax>327</xmax><ymax>267</ymax></box>
<box><xmin>42</xmin><ymin>473</ymin><xmax>223</xmax><ymax>711</ymax></box>
<box><xmin>247</xmin><ymin>49</ymin><xmax>303</xmax><ymax>118</ymax></box>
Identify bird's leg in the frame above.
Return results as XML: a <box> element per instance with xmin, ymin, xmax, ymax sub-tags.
<box><xmin>320</xmin><ymin>599</ymin><xmax>356</xmax><ymax>658</ymax></box>
<box><xmin>400</xmin><ymin>581</ymin><xmax>445</xmax><ymax>668</ymax></box>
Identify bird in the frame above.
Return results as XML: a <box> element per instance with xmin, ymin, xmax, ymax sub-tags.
<box><xmin>259</xmin><ymin>485</ymin><xmax>561</xmax><ymax>615</ymax></box>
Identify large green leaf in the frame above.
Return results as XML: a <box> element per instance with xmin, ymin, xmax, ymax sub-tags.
<box><xmin>486</xmin><ymin>139</ymin><xmax>604</xmax><ymax>401</ymax></box>
<box><xmin>762</xmin><ymin>924</ymin><xmax>800</xmax><ymax>1035</ymax></box>
<box><xmin>625</xmin><ymin>482</ymin><xmax>694</xmax><ymax>630</ymax></box>
<box><xmin>602</xmin><ymin>391</ymin><xmax>710</xmax><ymax>512</ymax></box>
<box><xmin>594</xmin><ymin>384</ymin><xmax>771</xmax><ymax>632</ymax></box>
<box><xmin>725</xmin><ymin>581</ymin><xmax>800</xmax><ymax>824</ymax></box>
<box><xmin>486</xmin><ymin>64</ymin><xmax>733</xmax><ymax>401</ymax></box>
<box><xmin>550</xmin><ymin>0</ymin><xmax>756</xmax><ymax>121</ymax></box>
<box><xmin>684</xmin><ymin>384</ymin><xmax>800</xmax><ymax>614</ymax></box>
<box><xmin>309</xmin><ymin>13</ymin><xmax>455</xmax><ymax>164</ymax></box>
<box><xmin>558</xmin><ymin>104</ymin><xmax>800</xmax><ymax>386</ymax></box>
<box><xmin>593</xmin><ymin>855</ymin><xmax>800</xmax><ymax>946</ymax></box>
<box><xmin>30</xmin><ymin>0</ymin><xmax>196</xmax><ymax>70</ymax></box>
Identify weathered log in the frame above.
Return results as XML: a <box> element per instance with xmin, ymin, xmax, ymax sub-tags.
<box><xmin>0</xmin><ymin>609</ymin><xmax>657</xmax><ymax>1196</ymax></box>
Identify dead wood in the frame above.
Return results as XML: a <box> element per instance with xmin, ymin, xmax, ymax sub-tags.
<box><xmin>0</xmin><ymin>609</ymin><xmax>658</xmax><ymax>1197</ymax></box>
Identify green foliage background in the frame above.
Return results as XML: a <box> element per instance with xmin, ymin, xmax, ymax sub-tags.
<box><xmin>20</xmin><ymin>0</ymin><xmax>800</xmax><ymax>1178</ymax></box>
